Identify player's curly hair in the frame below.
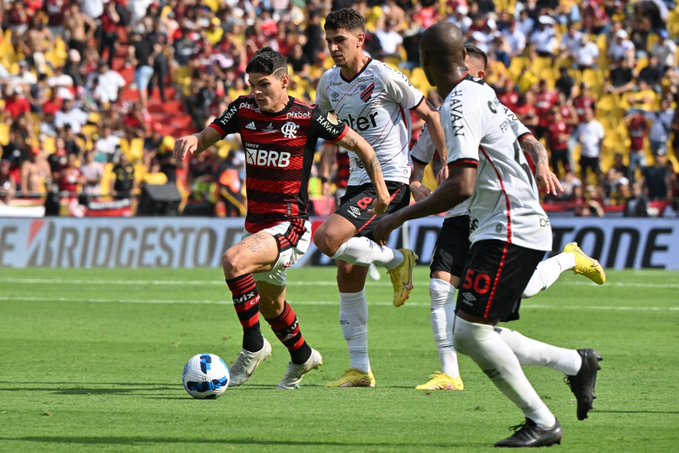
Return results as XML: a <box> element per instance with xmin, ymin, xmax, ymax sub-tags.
<box><xmin>324</xmin><ymin>8</ymin><xmax>366</xmax><ymax>32</ymax></box>
<box><xmin>246</xmin><ymin>47</ymin><xmax>288</xmax><ymax>75</ymax></box>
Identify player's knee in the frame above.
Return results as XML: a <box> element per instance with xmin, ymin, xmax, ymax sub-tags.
<box><xmin>313</xmin><ymin>224</ymin><xmax>340</xmax><ymax>256</ymax></box>
<box><xmin>221</xmin><ymin>250</ymin><xmax>246</xmax><ymax>278</ymax></box>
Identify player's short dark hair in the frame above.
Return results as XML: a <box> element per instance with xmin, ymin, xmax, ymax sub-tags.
<box><xmin>324</xmin><ymin>8</ymin><xmax>366</xmax><ymax>32</ymax></box>
<box><xmin>246</xmin><ymin>47</ymin><xmax>288</xmax><ymax>75</ymax></box>
<box><xmin>464</xmin><ymin>43</ymin><xmax>488</xmax><ymax>70</ymax></box>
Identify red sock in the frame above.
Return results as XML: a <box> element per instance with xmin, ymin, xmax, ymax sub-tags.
<box><xmin>226</xmin><ymin>274</ymin><xmax>262</xmax><ymax>352</ymax></box>
<box><xmin>266</xmin><ymin>302</ymin><xmax>311</xmax><ymax>364</ymax></box>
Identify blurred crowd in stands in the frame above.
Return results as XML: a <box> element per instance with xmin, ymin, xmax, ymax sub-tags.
<box><xmin>0</xmin><ymin>0</ymin><xmax>678</xmax><ymax>218</ymax></box>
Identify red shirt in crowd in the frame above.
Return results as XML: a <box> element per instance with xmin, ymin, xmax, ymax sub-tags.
<box><xmin>499</xmin><ymin>90</ymin><xmax>520</xmax><ymax>112</ymax></box>
<box><xmin>535</xmin><ymin>90</ymin><xmax>558</xmax><ymax>128</ymax></box>
<box><xmin>573</xmin><ymin>95</ymin><xmax>596</xmax><ymax>124</ymax></box>
<box><xmin>547</xmin><ymin>120</ymin><xmax>570</xmax><ymax>152</ymax></box>
<box><xmin>5</xmin><ymin>94</ymin><xmax>31</xmax><ymax>120</ymax></box>
<box><xmin>627</xmin><ymin>115</ymin><xmax>648</xmax><ymax>153</ymax></box>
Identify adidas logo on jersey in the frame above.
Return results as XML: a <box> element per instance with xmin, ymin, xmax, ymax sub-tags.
<box><xmin>245</xmin><ymin>122</ymin><xmax>256</xmax><ymax>130</ymax></box>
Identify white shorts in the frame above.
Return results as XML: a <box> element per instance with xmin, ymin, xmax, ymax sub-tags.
<box><xmin>243</xmin><ymin>219</ymin><xmax>311</xmax><ymax>286</ymax></box>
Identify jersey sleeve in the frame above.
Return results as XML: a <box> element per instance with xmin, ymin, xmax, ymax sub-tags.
<box><xmin>444</xmin><ymin>90</ymin><xmax>482</xmax><ymax>167</ymax></box>
<box><xmin>410</xmin><ymin>125</ymin><xmax>434</xmax><ymax>165</ymax></box>
<box><xmin>315</xmin><ymin>72</ymin><xmax>333</xmax><ymax>112</ymax></box>
<box><xmin>503</xmin><ymin>104</ymin><xmax>532</xmax><ymax>140</ymax></box>
<box><xmin>378</xmin><ymin>64</ymin><xmax>425</xmax><ymax>110</ymax></box>
<box><xmin>311</xmin><ymin>106</ymin><xmax>348</xmax><ymax>143</ymax></box>
<box><xmin>209</xmin><ymin>99</ymin><xmax>240</xmax><ymax>138</ymax></box>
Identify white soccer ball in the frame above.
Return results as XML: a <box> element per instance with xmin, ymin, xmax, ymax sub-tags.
<box><xmin>182</xmin><ymin>353</ymin><xmax>230</xmax><ymax>399</ymax></box>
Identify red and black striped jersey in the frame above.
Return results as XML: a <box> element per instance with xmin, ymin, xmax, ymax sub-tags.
<box><xmin>209</xmin><ymin>95</ymin><xmax>348</xmax><ymax>233</ymax></box>
<box><xmin>334</xmin><ymin>148</ymin><xmax>350</xmax><ymax>189</ymax></box>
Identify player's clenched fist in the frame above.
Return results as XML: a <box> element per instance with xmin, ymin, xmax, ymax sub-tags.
<box><xmin>174</xmin><ymin>134</ymin><xmax>199</xmax><ymax>163</ymax></box>
<box><xmin>371</xmin><ymin>193</ymin><xmax>390</xmax><ymax>216</ymax></box>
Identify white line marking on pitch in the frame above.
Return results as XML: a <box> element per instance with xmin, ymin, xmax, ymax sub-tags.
<box><xmin>1</xmin><ymin>278</ymin><xmax>679</xmax><ymax>289</ymax></box>
<box><xmin>0</xmin><ymin>296</ymin><xmax>677</xmax><ymax>311</ymax></box>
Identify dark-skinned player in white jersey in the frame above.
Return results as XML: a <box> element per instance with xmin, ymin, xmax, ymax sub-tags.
<box><xmin>375</xmin><ymin>24</ymin><xmax>602</xmax><ymax>447</ymax></box>
<box><xmin>410</xmin><ymin>44</ymin><xmax>605</xmax><ymax>392</ymax></box>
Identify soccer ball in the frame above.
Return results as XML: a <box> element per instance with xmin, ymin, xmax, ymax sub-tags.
<box><xmin>182</xmin><ymin>353</ymin><xmax>230</xmax><ymax>399</ymax></box>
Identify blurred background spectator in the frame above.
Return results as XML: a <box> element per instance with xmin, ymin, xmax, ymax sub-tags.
<box><xmin>0</xmin><ymin>0</ymin><xmax>675</xmax><ymax>218</ymax></box>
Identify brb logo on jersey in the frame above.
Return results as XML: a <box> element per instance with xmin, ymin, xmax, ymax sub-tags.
<box><xmin>246</xmin><ymin>148</ymin><xmax>291</xmax><ymax>168</ymax></box>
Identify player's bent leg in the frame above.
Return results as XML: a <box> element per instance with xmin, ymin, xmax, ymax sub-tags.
<box><xmin>223</xmin><ymin>232</ymin><xmax>279</xmax><ymax>354</ymax></box>
<box><xmin>313</xmin><ymin>213</ymin><xmax>358</xmax><ymax>257</ymax></box>
<box><xmin>494</xmin><ymin>327</ymin><xmax>582</xmax><ymax>374</ymax></box>
<box><xmin>222</xmin><ymin>232</ymin><xmax>280</xmax><ymax>279</ymax></box>
<box><xmin>521</xmin><ymin>252</ymin><xmax>575</xmax><ymax>298</ymax></box>
<box><xmin>453</xmin><ymin>314</ymin><xmax>557</xmax><ymax>431</ymax></box>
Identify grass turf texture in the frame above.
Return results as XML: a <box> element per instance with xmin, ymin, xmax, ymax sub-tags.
<box><xmin>0</xmin><ymin>267</ymin><xmax>678</xmax><ymax>452</ymax></box>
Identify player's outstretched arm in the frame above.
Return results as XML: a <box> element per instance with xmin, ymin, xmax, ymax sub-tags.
<box><xmin>337</xmin><ymin>127</ymin><xmax>390</xmax><ymax>215</ymax></box>
<box><xmin>519</xmin><ymin>135</ymin><xmax>563</xmax><ymax>196</ymax></box>
<box><xmin>174</xmin><ymin>127</ymin><xmax>222</xmax><ymax>163</ymax></box>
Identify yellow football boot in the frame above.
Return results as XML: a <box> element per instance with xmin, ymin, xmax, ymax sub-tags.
<box><xmin>388</xmin><ymin>249</ymin><xmax>418</xmax><ymax>307</ymax></box>
<box><xmin>563</xmin><ymin>242</ymin><xmax>606</xmax><ymax>285</ymax></box>
<box><xmin>326</xmin><ymin>369</ymin><xmax>376</xmax><ymax>388</ymax></box>
<box><xmin>415</xmin><ymin>372</ymin><xmax>464</xmax><ymax>391</ymax></box>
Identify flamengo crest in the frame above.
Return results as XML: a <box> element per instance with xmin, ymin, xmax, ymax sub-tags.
<box><xmin>281</xmin><ymin>121</ymin><xmax>299</xmax><ymax>139</ymax></box>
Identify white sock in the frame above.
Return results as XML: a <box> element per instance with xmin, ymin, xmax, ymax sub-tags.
<box><xmin>340</xmin><ymin>290</ymin><xmax>371</xmax><ymax>373</ymax></box>
<box><xmin>453</xmin><ymin>316</ymin><xmax>556</xmax><ymax>428</ymax></box>
<box><xmin>429</xmin><ymin>278</ymin><xmax>460</xmax><ymax>378</ymax></box>
<box><xmin>332</xmin><ymin>237</ymin><xmax>403</xmax><ymax>269</ymax></box>
<box><xmin>495</xmin><ymin>327</ymin><xmax>582</xmax><ymax>375</ymax></box>
<box><xmin>522</xmin><ymin>253</ymin><xmax>576</xmax><ymax>298</ymax></box>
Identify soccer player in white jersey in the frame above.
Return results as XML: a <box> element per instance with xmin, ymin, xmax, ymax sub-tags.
<box><xmin>375</xmin><ymin>23</ymin><xmax>602</xmax><ymax>448</ymax></box>
<box><xmin>312</xmin><ymin>8</ymin><xmax>449</xmax><ymax>388</ymax></box>
<box><xmin>411</xmin><ymin>44</ymin><xmax>606</xmax><ymax>392</ymax></box>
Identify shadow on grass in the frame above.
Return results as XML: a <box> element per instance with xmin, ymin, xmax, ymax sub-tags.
<box><xmin>0</xmin><ymin>382</ymin><xmax>180</xmax><ymax>395</ymax></box>
<box><xmin>0</xmin><ymin>436</ymin><xmax>485</xmax><ymax>449</ymax></box>
<box><xmin>0</xmin><ymin>381</ymin><xmax>178</xmax><ymax>387</ymax></box>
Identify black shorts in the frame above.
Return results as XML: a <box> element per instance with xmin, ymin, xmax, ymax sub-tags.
<box><xmin>337</xmin><ymin>181</ymin><xmax>410</xmax><ymax>241</ymax></box>
<box><xmin>456</xmin><ymin>240</ymin><xmax>545</xmax><ymax>323</ymax></box>
<box><xmin>430</xmin><ymin>215</ymin><xmax>470</xmax><ymax>279</ymax></box>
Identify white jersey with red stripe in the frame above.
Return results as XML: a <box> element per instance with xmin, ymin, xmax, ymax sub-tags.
<box><xmin>317</xmin><ymin>59</ymin><xmax>423</xmax><ymax>185</ymax></box>
<box><xmin>411</xmin><ymin>100</ymin><xmax>533</xmax><ymax>220</ymax></box>
<box><xmin>442</xmin><ymin>77</ymin><xmax>552</xmax><ymax>251</ymax></box>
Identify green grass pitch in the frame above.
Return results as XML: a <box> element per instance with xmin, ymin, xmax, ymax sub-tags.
<box><xmin>1</xmin><ymin>267</ymin><xmax>678</xmax><ymax>452</ymax></box>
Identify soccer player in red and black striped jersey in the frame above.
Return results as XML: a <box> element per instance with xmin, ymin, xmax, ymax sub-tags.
<box><xmin>174</xmin><ymin>47</ymin><xmax>390</xmax><ymax>390</ymax></box>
